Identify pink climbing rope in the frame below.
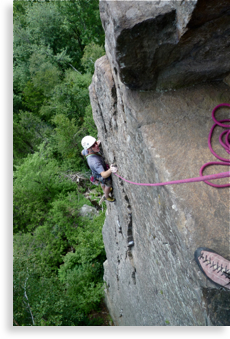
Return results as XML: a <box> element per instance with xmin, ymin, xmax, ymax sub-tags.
<box><xmin>199</xmin><ymin>103</ymin><xmax>230</xmax><ymax>187</ymax></box>
<box><xmin>114</xmin><ymin>103</ymin><xmax>230</xmax><ymax>188</ymax></box>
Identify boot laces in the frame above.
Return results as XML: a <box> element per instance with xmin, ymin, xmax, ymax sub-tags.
<box><xmin>199</xmin><ymin>252</ymin><xmax>230</xmax><ymax>287</ymax></box>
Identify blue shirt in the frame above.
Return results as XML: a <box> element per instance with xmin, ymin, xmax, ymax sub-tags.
<box><xmin>82</xmin><ymin>149</ymin><xmax>106</xmax><ymax>178</ymax></box>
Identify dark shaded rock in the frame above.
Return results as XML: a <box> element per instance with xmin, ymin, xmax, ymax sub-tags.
<box><xmin>100</xmin><ymin>0</ymin><xmax>230</xmax><ymax>90</ymax></box>
<box><xmin>202</xmin><ymin>288</ymin><xmax>230</xmax><ymax>326</ymax></box>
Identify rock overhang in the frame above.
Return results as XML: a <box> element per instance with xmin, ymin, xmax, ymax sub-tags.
<box><xmin>99</xmin><ymin>0</ymin><xmax>230</xmax><ymax>91</ymax></box>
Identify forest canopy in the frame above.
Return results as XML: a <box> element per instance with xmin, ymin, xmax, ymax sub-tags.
<box><xmin>13</xmin><ymin>0</ymin><xmax>108</xmax><ymax>326</ymax></box>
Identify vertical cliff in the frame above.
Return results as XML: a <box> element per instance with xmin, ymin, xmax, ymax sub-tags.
<box><xmin>89</xmin><ymin>0</ymin><xmax>230</xmax><ymax>326</ymax></box>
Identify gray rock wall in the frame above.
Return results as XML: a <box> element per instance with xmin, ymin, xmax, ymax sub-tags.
<box><xmin>89</xmin><ymin>1</ymin><xmax>230</xmax><ymax>326</ymax></box>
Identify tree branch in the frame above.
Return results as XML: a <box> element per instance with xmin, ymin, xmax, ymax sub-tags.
<box><xmin>24</xmin><ymin>268</ymin><xmax>35</xmax><ymax>326</ymax></box>
<box><xmin>13</xmin><ymin>318</ymin><xmax>20</xmax><ymax>326</ymax></box>
<box><xmin>68</xmin><ymin>63</ymin><xmax>81</xmax><ymax>74</ymax></box>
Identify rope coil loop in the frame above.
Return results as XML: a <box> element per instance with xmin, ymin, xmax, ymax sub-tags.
<box><xmin>200</xmin><ymin>103</ymin><xmax>230</xmax><ymax>188</ymax></box>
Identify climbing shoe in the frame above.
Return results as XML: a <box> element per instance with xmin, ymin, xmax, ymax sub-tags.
<box><xmin>194</xmin><ymin>247</ymin><xmax>230</xmax><ymax>289</ymax></box>
<box><xmin>106</xmin><ymin>196</ymin><xmax>116</xmax><ymax>202</ymax></box>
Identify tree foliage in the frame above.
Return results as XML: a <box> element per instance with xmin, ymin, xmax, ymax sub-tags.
<box><xmin>81</xmin><ymin>42</ymin><xmax>105</xmax><ymax>74</ymax></box>
<box><xmin>14</xmin><ymin>192</ymin><xmax>106</xmax><ymax>325</ymax></box>
<box><xmin>13</xmin><ymin>0</ymin><xmax>107</xmax><ymax>326</ymax></box>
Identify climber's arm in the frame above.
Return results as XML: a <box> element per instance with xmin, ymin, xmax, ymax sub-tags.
<box><xmin>101</xmin><ymin>168</ymin><xmax>112</xmax><ymax>178</ymax></box>
<box><xmin>101</xmin><ymin>165</ymin><xmax>117</xmax><ymax>178</ymax></box>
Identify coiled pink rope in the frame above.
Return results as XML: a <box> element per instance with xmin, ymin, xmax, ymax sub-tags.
<box><xmin>115</xmin><ymin>103</ymin><xmax>230</xmax><ymax>188</ymax></box>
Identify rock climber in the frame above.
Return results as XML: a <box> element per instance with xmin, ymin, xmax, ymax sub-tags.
<box><xmin>81</xmin><ymin>135</ymin><xmax>117</xmax><ymax>202</ymax></box>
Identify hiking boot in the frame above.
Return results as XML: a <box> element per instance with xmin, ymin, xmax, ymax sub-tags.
<box><xmin>106</xmin><ymin>196</ymin><xmax>116</xmax><ymax>202</ymax></box>
<box><xmin>194</xmin><ymin>247</ymin><xmax>230</xmax><ymax>289</ymax></box>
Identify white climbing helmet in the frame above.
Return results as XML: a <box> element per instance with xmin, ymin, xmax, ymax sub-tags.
<box><xmin>81</xmin><ymin>135</ymin><xmax>96</xmax><ymax>150</ymax></box>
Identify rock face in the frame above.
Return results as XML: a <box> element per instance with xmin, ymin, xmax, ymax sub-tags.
<box><xmin>79</xmin><ymin>204</ymin><xmax>98</xmax><ymax>219</ymax></box>
<box><xmin>89</xmin><ymin>0</ymin><xmax>230</xmax><ymax>326</ymax></box>
<box><xmin>100</xmin><ymin>0</ymin><xmax>230</xmax><ymax>90</ymax></box>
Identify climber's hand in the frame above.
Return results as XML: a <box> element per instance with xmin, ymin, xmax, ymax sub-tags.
<box><xmin>97</xmin><ymin>140</ymin><xmax>101</xmax><ymax>146</ymax></box>
<box><xmin>110</xmin><ymin>164</ymin><xmax>118</xmax><ymax>173</ymax></box>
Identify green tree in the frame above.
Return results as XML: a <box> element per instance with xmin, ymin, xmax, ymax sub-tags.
<box><xmin>25</xmin><ymin>1</ymin><xmax>68</xmax><ymax>56</ymax></box>
<box><xmin>13</xmin><ymin>111</ymin><xmax>52</xmax><ymax>168</ymax></box>
<box><xmin>29</xmin><ymin>50</ymin><xmax>61</xmax><ymax>95</ymax></box>
<box><xmin>51</xmin><ymin>114</ymin><xmax>80</xmax><ymax>164</ymax></box>
<box><xmin>81</xmin><ymin>42</ymin><xmax>105</xmax><ymax>74</ymax></box>
<box><xmin>81</xmin><ymin>104</ymin><xmax>97</xmax><ymax>137</ymax></box>
<box><xmin>14</xmin><ymin>192</ymin><xmax>106</xmax><ymax>325</ymax></box>
<box><xmin>57</xmin><ymin>207</ymin><xmax>106</xmax><ymax>313</ymax></box>
<box><xmin>13</xmin><ymin>233</ymin><xmax>86</xmax><ymax>326</ymax></box>
<box><xmin>13</xmin><ymin>0</ymin><xmax>108</xmax><ymax>326</ymax></box>
<box><xmin>39</xmin><ymin>70</ymin><xmax>92</xmax><ymax>122</ymax></box>
<box><xmin>13</xmin><ymin>144</ymin><xmax>76</xmax><ymax>233</ymax></box>
<box><xmin>57</xmin><ymin>0</ymin><xmax>105</xmax><ymax>69</ymax></box>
